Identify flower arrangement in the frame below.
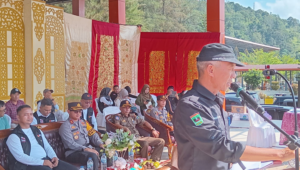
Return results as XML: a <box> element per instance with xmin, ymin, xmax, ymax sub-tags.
<box><xmin>101</xmin><ymin>129</ymin><xmax>140</xmax><ymax>158</ymax></box>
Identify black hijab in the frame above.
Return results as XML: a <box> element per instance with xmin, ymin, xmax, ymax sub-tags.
<box><xmin>98</xmin><ymin>87</ymin><xmax>111</xmax><ymax>113</ymax></box>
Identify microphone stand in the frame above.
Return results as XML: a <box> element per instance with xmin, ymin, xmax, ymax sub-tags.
<box><xmin>240</xmin><ymin>71</ymin><xmax>299</xmax><ymax>169</ymax></box>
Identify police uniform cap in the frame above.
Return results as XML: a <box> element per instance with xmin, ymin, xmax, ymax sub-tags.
<box><xmin>68</xmin><ymin>102</ymin><xmax>83</xmax><ymax>111</ymax></box>
<box><xmin>157</xmin><ymin>95</ymin><xmax>167</xmax><ymax>101</ymax></box>
<box><xmin>81</xmin><ymin>93</ymin><xmax>92</xmax><ymax>100</ymax></box>
<box><xmin>10</xmin><ymin>88</ymin><xmax>21</xmax><ymax>95</ymax></box>
<box><xmin>120</xmin><ymin>100</ymin><xmax>131</xmax><ymax>108</ymax></box>
<box><xmin>197</xmin><ymin>43</ymin><xmax>245</xmax><ymax>67</ymax></box>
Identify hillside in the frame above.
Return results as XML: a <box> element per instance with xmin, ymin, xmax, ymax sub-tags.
<box><xmin>58</xmin><ymin>0</ymin><xmax>300</xmax><ymax>58</ymax></box>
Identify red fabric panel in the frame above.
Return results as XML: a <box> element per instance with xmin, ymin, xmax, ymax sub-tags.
<box><xmin>138</xmin><ymin>33</ymin><xmax>178</xmax><ymax>95</ymax></box>
<box><xmin>88</xmin><ymin>20</ymin><xmax>119</xmax><ymax>114</ymax></box>
<box><xmin>138</xmin><ymin>32</ymin><xmax>220</xmax><ymax>95</ymax></box>
<box><xmin>176</xmin><ymin>33</ymin><xmax>220</xmax><ymax>92</ymax></box>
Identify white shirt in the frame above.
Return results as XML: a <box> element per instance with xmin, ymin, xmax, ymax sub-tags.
<box><xmin>6</xmin><ymin>128</ymin><xmax>57</xmax><ymax>166</ymax></box>
<box><xmin>37</xmin><ymin>102</ymin><xmax>59</xmax><ymax>112</ymax></box>
<box><xmin>82</xmin><ymin>108</ymin><xmax>97</xmax><ymax>130</ymax></box>
<box><xmin>31</xmin><ymin>110</ymin><xmax>57</xmax><ymax>125</ymax></box>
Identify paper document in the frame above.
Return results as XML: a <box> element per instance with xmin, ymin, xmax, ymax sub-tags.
<box><xmin>231</xmin><ymin>161</ymin><xmax>272</xmax><ymax>170</ymax></box>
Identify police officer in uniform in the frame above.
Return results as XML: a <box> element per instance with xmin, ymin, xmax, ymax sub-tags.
<box><xmin>32</xmin><ymin>98</ymin><xmax>57</xmax><ymax>125</ymax></box>
<box><xmin>113</xmin><ymin>100</ymin><xmax>165</xmax><ymax>162</ymax></box>
<box><xmin>149</xmin><ymin>95</ymin><xmax>173</xmax><ymax>126</ymax></box>
<box><xmin>80</xmin><ymin>93</ymin><xmax>97</xmax><ymax>130</ymax></box>
<box><xmin>59</xmin><ymin>102</ymin><xmax>109</xmax><ymax>170</ymax></box>
<box><xmin>6</xmin><ymin>105</ymin><xmax>77</xmax><ymax>170</ymax></box>
<box><xmin>174</xmin><ymin>43</ymin><xmax>297</xmax><ymax>170</ymax></box>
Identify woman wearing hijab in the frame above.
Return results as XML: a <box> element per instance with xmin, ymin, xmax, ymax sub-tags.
<box><xmin>135</xmin><ymin>84</ymin><xmax>155</xmax><ymax>115</ymax></box>
<box><xmin>114</xmin><ymin>89</ymin><xmax>129</xmax><ymax>107</ymax></box>
<box><xmin>98</xmin><ymin>87</ymin><xmax>113</xmax><ymax>113</ymax></box>
<box><xmin>125</xmin><ymin>86</ymin><xmax>137</xmax><ymax>98</ymax></box>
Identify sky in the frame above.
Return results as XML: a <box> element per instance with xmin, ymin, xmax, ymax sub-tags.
<box><xmin>228</xmin><ymin>0</ymin><xmax>300</xmax><ymax>20</ymax></box>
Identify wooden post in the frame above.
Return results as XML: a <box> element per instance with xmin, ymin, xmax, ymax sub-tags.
<box><xmin>109</xmin><ymin>0</ymin><xmax>126</xmax><ymax>24</ymax></box>
<box><xmin>207</xmin><ymin>0</ymin><xmax>225</xmax><ymax>43</ymax></box>
<box><xmin>72</xmin><ymin>0</ymin><xmax>85</xmax><ymax>17</ymax></box>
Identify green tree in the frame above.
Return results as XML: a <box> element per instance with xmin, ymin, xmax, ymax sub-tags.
<box><xmin>242</xmin><ymin>69</ymin><xmax>264</xmax><ymax>90</ymax></box>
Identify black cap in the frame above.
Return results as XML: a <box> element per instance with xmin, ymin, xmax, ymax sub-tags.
<box><xmin>10</xmin><ymin>88</ymin><xmax>21</xmax><ymax>95</ymax></box>
<box><xmin>68</xmin><ymin>102</ymin><xmax>83</xmax><ymax>111</ymax></box>
<box><xmin>43</xmin><ymin>89</ymin><xmax>54</xmax><ymax>93</ymax></box>
<box><xmin>81</xmin><ymin>93</ymin><xmax>92</xmax><ymax>100</ymax></box>
<box><xmin>120</xmin><ymin>100</ymin><xmax>131</xmax><ymax>108</ymax></box>
<box><xmin>197</xmin><ymin>43</ymin><xmax>245</xmax><ymax>67</ymax></box>
<box><xmin>167</xmin><ymin>86</ymin><xmax>174</xmax><ymax>90</ymax></box>
<box><xmin>157</xmin><ymin>95</ymin><xmax>167</xmax><ymax>101</ymax></box>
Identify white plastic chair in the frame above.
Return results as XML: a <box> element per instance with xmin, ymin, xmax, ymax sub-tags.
<box><xmin>246</xmin><ymin>108</ymin><xmax>276</xmax><ymax>148</ymax></box>
<box><xmin>151</xmin><ymin>94</ymin><xmax>157</xmax><ymax>107</ymax></box>
<box><xmin>95</xmin><ymin>98</ymin><xmax>121</xmax><ymax>127</ymax></box>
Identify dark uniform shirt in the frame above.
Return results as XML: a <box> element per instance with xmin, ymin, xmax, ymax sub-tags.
<box><xmin>174</xmin><ymin>80</ymin><xmax>245</xmax><ymax>170</ymax></box>
<box><xmin>114</xmin><ymin>113</ymin><xmax>144</xmax><ymax>138</ymax></box>
<box><xmin>149</xmin><ymin>107</ymin><xmax>173</xmax><ymax>126</ymax></box>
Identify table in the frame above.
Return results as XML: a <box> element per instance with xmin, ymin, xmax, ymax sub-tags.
<box><xmin>279</xmin><ymin>111</ymin><xmax>300</xmax><ymax>145</ymax></box>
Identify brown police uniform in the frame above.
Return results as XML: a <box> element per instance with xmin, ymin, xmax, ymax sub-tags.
<box><xmin>114</xmin><ymin>100</ymin><xmax>165</xmax><ymax>161</ymax></box>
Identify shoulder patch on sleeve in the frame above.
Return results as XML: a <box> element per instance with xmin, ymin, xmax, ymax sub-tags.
<box><xmin>115</xmin><ymin>115</ymin><xmax>120</xmax><ymax>120</ymax></box>
<box><xmin>190</xmin><ymin>113</ymin><xmax>203</xmax><ymax>126</ymax></box>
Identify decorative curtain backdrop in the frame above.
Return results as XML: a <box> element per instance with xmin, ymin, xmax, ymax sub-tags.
<box><xmin>64</xmin><ymin>13</ymin><xmax>92</xmax><ymax>105</ymax></box>
<box><xmin>176</xmin><ymin>33</ymin><xmax>220</xmax><ymax>92</ymax></box>
<box><xmin>88</xmin><ymin>20</ymin><xmax>119</xmax><ymax>113</ymax></box>
<box><xmin>138</xmin><ymin>33</ymin><xmax>177</xmax><ymax>95</ymax></box>
<box><xmin>118</xmin><ymin>26</ymin><xmax>141</xmax><ymax>95</ymax></box>
<box><xmin>138</xmin><ymin>32</ymin><xmax>220</xmax><ymax>95</ymax></box>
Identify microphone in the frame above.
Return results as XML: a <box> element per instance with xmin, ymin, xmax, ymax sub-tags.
<box><xmin>230</xmin><ymin>82</ymin><xmax>265</xmax><ymax>114</ymax></box>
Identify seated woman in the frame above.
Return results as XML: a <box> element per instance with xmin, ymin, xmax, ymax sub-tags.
<box><xmin>135</xmin><ymin>84</ymin><xmax>155</xmax><ymax>116</ymax></box>
<box><xmin>98</xmin><ymin>87</ymin><xmax>114</xmax><ymax>113</ymax></box>
<box><xmin>125</xmin><ymin>86</ymin><xmax>137</xmax><ymax>98</ymax></box>
<box><xmin>114</xmin><ymin>89</ymin><xmax>129</xmax><ymax>107</ymax></box>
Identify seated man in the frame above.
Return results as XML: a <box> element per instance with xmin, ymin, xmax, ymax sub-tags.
<box><xmin>0</xmin><ymin>100</ymin><xmax>10</xmax><ymax>130</ymax></box>
<box><xmin>5</xmin><ymin>88</ymin><xmax>25</xmax><ymax>127</ymax></box>
<box><xmin>32</xmin><ymin>98</ymin><xmax>57</xmax><ymax>125</ymax></box>
<box><xmin>59</xmin><ymin>102</ymin><xmax>110</xmax><ymax>170</ymax></box>
<box><xmin>37</xmin><ymin>89</ymin><xmax>59</xmax><ymax>113</ymax></box>
<box><xmin>6</xmin><ymin>105</ymin><xmax>77</xmax><ymax>170</ymax></box>
<box><xmin>114</xmin><ymin>100</ymin><xmax>165</xmax><ymax>162</ymax></box>
<box><xmin>150</xmin><ymin>95</ymin><xmax>173</xmax><ymax>126</ymax></box>
<box><xmin>80</xmin><ymin>93</ymin><xmax>97</xmax><ymax>130</ymax></box>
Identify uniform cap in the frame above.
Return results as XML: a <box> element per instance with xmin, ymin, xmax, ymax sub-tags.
<box><xmin>68</xmin><ymin>102</ymin><xmax>83</xmax><ymax>111</ymax></box>
<box><xmin>157</xmin><ymin>95</ymin><xmax>167</xmax><ymax>101</ymax></box>
<box><xmin>81</xmin><ymin>93</ymin><xmax>92</xmax><ymax>100</ymax></box>
<box><xmin>10</xmin><ymin>88</ymin><xmax>21</xmax><ymax>94</ymax></box>
<box><xmin>120</xmin><ymin>100</ymin><xmax>131</xmax><ymax>108</ymax></box>
<box><xmin>197</xmin><ymin>43</ymin><xmax>245</xmax><ymax>67</ymax></box>
<box><xmin>43</xmin><ymin>89</ymin><xmax>54</xmax><ymax>93</ymax></box>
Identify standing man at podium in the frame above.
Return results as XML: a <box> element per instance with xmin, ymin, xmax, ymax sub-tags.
<box><xmin>174</xmin><ymin>43</ymin><xmax>297</xmax><ymax>170</ymax></box>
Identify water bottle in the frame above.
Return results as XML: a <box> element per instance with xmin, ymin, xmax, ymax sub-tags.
<box><xmin>79</xmin><ymin>166</ymin><xmax>85</xmax><ymax>170</ymax></box>
<box><xmin>128</xmin><ymin>148</ymin><xmax>134</xmax><ymax>163</ymax></box>
<box><xmin>113</xmin><ymin>151</ymin><xmax>118</xmax><ymax>167</ymax></box>
<box><xmin>101</xmin><ymin>153</ymin><xmax>107</xmax><ymax>170</ymax></box>
<box><xmin>87</xmin><ymin>157</ymin><xmax>93</xmax><ymax>170</ymax></box>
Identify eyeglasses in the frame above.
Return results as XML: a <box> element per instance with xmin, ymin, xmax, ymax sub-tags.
<box><xmin>84</xmin><ymin>101</ymin><xmax>92</xmax><ymax>104</ymax></box>
<box><xmin>70</xmin><ymin>110</ymin><xmax>82</xmax><ymax>113</ymax></box>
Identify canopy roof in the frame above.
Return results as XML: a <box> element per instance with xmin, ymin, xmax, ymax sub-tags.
<box><xmin>226</xmin><ymin>36</ymin><xmax>280</xmax><ymax>52</ymax></box>
<box><xmin>235</xmin><ymin>64</ymin><xmax>300</xmax><ymax>72</ymax></box>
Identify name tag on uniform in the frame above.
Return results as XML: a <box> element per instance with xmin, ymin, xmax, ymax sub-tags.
<box><xmin>190</xmin><ymin>113</ymin><xmax>203</xmax><ymax>126</ymax></box>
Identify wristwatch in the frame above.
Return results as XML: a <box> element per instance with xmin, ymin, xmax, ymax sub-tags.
<box><xmin>151</xmin><ymin>128</ymin><xmax>156</xmax><ymax>131</ymax></box>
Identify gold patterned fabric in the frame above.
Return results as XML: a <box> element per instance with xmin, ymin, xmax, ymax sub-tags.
<box><xmin>0</xmin><ymin>2</ymin><xmax>25</xmax><ymax>100</ymax></box>
<box><xmin>97</xmin><ymin>35</ymin><xmax>115</xmax><ymax>95</ymax></box>
<box><xmin>149</xmin><ymin>51</ymin><xmax>165</xmax><ymax>94</ymax></box>
<box><xmin>186</xmin><ymin>51</ymin><xmax>200</xmax><ymax>90</ymax></box>
<box><xmin>64</xmin><ymin>13</ymin><xmax>92</xmax><ymax>104</ymax></box>
<box><xmin>118</xmin><ymin>25</ymin><xmax>140</xmax><ymax>95</ymax></box>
